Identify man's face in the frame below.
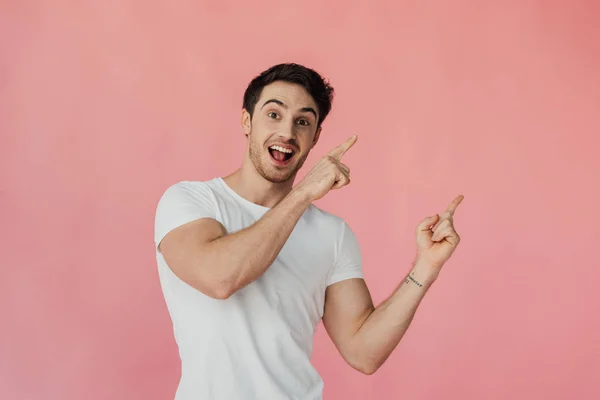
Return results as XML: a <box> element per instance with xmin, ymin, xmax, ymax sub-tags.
<box><xmin>242</xmin><ymin>81</ymin><xmax>322</xmax><ymax>184</ymax></box>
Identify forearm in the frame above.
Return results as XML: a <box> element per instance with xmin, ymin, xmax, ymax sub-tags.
<box><xmin>198</xmin><ymin>187</ymin><xmax>312</xmax><ymax>296</ymax></box>
<box><xmin>352</xmin><ymin>260</ymin><xmax>438</xmax><ymax>372</ymax></box>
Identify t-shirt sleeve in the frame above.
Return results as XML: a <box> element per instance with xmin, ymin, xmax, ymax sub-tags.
<box><xmin>327</xmin><ymin>221</ymin><xmax>364</xmax><ymax>286</ymax></box>
<box><xmin>154</xmin><ymin>182</ymin><xmax>218</xmax><ymax>252</ymax></box>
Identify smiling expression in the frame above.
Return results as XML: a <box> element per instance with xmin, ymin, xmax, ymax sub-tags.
<box><xmin>242</xmin><ymin>81</ymin><xmax>322</xmax><ymax>183</ymax></box>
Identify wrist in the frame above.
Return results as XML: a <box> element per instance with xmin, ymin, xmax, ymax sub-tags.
<box><xmin>289</xmin><ymin>184</ymin><xmax>314</xmax><ymax>205</ymax></box>
<box><xmin>409</xmin><ymin>259</ymin><xmax>440</xmax><ymax>287</ymax></box>
<box><xmin>288</xmin><ymin>185</ymin><xmax>314</xmax><ymax>208</ymax></box>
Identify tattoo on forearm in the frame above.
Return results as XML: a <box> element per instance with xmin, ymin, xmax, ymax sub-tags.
<box><xmin>405</xmin><ymin>273</ymin><xmax>423</xmax><ymax>288</ymax></box>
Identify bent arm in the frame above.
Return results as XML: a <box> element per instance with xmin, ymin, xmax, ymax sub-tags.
<box><xmin>323</xmin><ymin>260</ymin><xmax>437</xmax><ymax>374</ymax></box>
<box><xmin>159</xmin><ymin>188</ymin><xmax>312</xmax><ymax>299</ymax></box>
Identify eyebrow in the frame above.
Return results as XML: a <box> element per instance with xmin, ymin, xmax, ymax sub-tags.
<box><xmin>261</xmin><ymin>99</ymin><xmax>318</xmax><ymax>120</ymax></box>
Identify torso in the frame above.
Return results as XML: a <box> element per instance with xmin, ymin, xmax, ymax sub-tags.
<box><xmin>155</xmin><ymin>178</ymin><xmax>346</xmax><ymax>400</ymax></box>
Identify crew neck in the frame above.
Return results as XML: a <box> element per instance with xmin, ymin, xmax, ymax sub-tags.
<box><xmin>217</xmin><ymin>177</ymin><xmax>271</xmax><ymax>213</ymax></box>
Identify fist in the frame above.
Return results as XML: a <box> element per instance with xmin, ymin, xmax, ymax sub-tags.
<box><xmin>416</xmin><ymin>195</ymin><xmax>464</xmax><ymax>270</ymax></box>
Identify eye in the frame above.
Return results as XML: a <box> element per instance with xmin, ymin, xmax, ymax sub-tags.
<box><xmin>297</xmin><ymin>119</ymin><xmax>310</xmax><ymax>126</ymax></box>
<box><xmin>268</xmin><ymin>112</ymin><xmax>279</xmax><ymax>119</ymax></box>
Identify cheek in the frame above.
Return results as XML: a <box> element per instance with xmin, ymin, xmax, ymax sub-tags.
<box><xmin>248</xmin><ymin>123</ymin><xmax>269</xmax><ymax>141</ymax></box>
<box><xmin>302</xmin><ymin>130</ymin><xmax>318</xmax><ymax>147</ymax></box>
<box><xmin>254</xmin><ymin>118</ymin><xmax>279</xmax><ymax>136</ymax></box>
<box><xmin>258</xmin><ymin>116</ymin><xmax>277</xmax><ymax>129</ymax></box>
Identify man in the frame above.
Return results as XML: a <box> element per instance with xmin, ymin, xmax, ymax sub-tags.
<box><xmin>154</xmin><ymin>63</ymin><xmax>463</xmax><ymax>399</ymax></box>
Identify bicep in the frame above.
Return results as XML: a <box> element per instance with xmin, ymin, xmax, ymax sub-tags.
<box><xmin>158</xmin><ymin>217</ymin><xmax>227</xmax><ymax>288</ymax></box>
<box><xmin>323</xmin><ymin>278</ymin><xmax>374</xmax><ymax>359</ymax></box>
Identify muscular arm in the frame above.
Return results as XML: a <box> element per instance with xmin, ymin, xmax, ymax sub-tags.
<box><xmin>322</xmin><ymin>260</ymin><xmax>437</xmax><ymax>375</ymax></box>
<box><xmin>158</xmin><ymin>135</ymin><xmax>358</xmax><ymax>300</ymax></box>
<box><xmin>159</xmin><ymin>188</ymin><xmax>312</xmax><ymax>299</ymax></box>
<box><xmin>323</xmin><ymin>196</ymin><xmax>463</xmax><ymax>374</ymax></box>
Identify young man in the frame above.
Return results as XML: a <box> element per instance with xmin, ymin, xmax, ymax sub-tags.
<box><xmin>154</xmin><ymin>63</ymin><xmax>463</xmax><ymax>400</ymax></box>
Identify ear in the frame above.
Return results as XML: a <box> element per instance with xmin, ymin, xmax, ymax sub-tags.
<box><xmin>241</xmin><ymin>109</ymin><xmax>252</xmax><ymax>136</ymax></box>
<box><xmin>311</xmin><ymin>126</ymin><xmax>322</xmax><ymax>148</ymax></box>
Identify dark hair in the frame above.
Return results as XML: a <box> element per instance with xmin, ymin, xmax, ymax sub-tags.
<box><xmin>242</xmin><ymin>63</ymin><xmax>335</xmax><ymax>128</ymax></box>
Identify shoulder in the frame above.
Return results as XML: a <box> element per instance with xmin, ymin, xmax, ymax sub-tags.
<box><xmin>154</xmin><ymin>179</ymin><xmax>221</xmax><ymax>245</ymax></box>
<box><xmin>308</xmin><ymin>206</ymin><xmax>363</xmax><ymax>283</ymax></box>
<box><xmin>306</xmin><ymin>205</ymin><xmax>361</xmax><ymax>247</ymax></box>
<box><xmin>157</xmin><ymin>179</ymin><xmax>220</xmax><ymax>204</ymax></box>
<box><xmin>155</xmin><ymin>179</ymin><xmax>222</xmax><ymax>218</ymax></box>
<box><xmin>160</xmin><ymin>179</ymin><xmax>218</xmax><ymax>194</ymax></box>
<box><xmin>304</xmin><ymin>204</ymin><xmax>349</xmax><ymax>234</ymax></box>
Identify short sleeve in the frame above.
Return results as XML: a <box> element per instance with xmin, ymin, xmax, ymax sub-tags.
<box><xmin>327</xmin><ymin>221</ymin><xmax>364</xmax><ymax>286</ymax></box>
<box><xmin>154</xmin><ymin>182</ymin><xmax>218</xmax><ymax>251</ymax></box>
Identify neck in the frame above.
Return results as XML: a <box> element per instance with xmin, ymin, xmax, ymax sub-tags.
<box><xmin>222</xmin><ymin>154</ymin><xmax>297</xmax><ymax>208</ymax></box>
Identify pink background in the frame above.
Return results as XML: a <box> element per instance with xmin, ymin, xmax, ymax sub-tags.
<box><xmin>2</xmin><ymin>1</ymin><xmax>599</xmax><ymax>399</ymax></box>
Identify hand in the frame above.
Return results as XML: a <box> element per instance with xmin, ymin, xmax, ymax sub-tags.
<box><xmin>294</xmin><ymin>135</ymin><xmax>357</xmax><ymax>201</ymax></box>
<box><xmin>415</xmin><ymin>195</ymin><xmax>464</xmax><ymax>271</ymax></box>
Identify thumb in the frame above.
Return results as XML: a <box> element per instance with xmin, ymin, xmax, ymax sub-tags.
<box><xmin>417</xmin><ymin>214</ymin><xmax>439</xmax><ymax>231</ymax></box>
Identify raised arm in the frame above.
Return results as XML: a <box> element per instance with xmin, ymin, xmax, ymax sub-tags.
<box><xmin>159</xmin><ymin>188</ymin><xmax>311</xmax><ymax>299</ymax></box>
<box><xmin>323</xmin><ymin>195</ymin><xmax>464</xmax><ymax>374</ymax></box>
<box><xmin>158</xmin><ymin>135</ymin><xmax>358</xmax><ymax>299</ymax></box>
<box><xmin>323</xmin><ymin>261</ymin><xmax>435</xmax><ymax>375</ymax></box>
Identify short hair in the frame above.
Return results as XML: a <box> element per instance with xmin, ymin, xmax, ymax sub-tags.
<box><xmin>242</xmin><ymin>63</ymin><xmax>335</xmax><ymax>128</ymax></box>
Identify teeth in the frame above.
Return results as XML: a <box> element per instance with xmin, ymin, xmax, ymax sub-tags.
<box><xmin>270</xmin><ymin>145</ymin><xmax>293</xmax><ymax>154</ymax></box>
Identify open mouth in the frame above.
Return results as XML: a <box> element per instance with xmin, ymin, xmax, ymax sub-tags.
<box><xmin>268</xmin><ymin>145</ymin><xmax>295</xmax><ymax>165</ymax></box>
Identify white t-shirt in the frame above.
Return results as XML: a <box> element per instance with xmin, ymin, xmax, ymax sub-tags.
<box><xmin>154</xmin><ymin>177</ymin><xmax>363</xmax><ymax>400</ymax></box>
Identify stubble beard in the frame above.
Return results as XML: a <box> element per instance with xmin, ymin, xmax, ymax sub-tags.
<box><xmin>248</xmin><ymin>132</ymin><xmax>309</xmax><ymax>184</ymax></box>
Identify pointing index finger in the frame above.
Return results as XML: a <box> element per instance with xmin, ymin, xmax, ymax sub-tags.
<box><xmin>445</xmin><ymin>195</ymin><xmax>464</xmax><ymax>216</ymax></box>
<box><xmin>328</xmin><ymin>135</ymin><xmax>358</xmax><ymax>160</ymax></box>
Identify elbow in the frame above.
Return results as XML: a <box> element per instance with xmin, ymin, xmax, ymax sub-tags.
<box><xmin>205</xmin><ymin>285</ymin><xmax>233</xmax><ymax>300</ymax></box>
<box><xmin>201</xmin><ymin>274</ymin><xmax>246</xmax><ymax>299</ymax></box>
<box><xmin>355</xmin><ymin>362</ymin><xmax>379</xmax><ymax>376</ymax></box>
<box><xmin>189</xmin><ymin>266</ymin><xmax>240</xmax><ymax>299</ymax></box>
<box><xmin>177</xmin><ymin>273</ymin><xmax>235</xmax><ymax>299</ymax></box>
<box><xmin>165</xmin><ymin>255</ymin><xmax>240</xmax><ymax>299</ymax></box>
<box><xmin>203</xmin><ymin>281</ymin><xmax>238</xmax><ymax>299</ymax></box>
<box><xmin>342</xmin><ymin>343</ymin><xmax>382</xmax><ymax>375</ymax></box>
<box><xmin>347</xmin><ymin>355</ymin><xmax>380</xmax><ymax>375</ymax></box>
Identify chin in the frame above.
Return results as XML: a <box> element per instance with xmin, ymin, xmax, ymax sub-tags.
<box><xmin>262</xmin><ymin>170</ymin><xmax>295</xmax><ymax>184</ymax></box>
<box><xmin>250</xmin><ymin>151</ymin><xmax>304</xmax><ymax>184</ymax></box>
<box><xmin>258</xmin><ymin>161</ymin><xmax>298</xmax><ymax>183</ymax></box>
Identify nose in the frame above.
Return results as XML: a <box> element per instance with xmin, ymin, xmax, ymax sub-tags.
<box><xmin>277</xmin><ymin>119</ymin><xmax>296</xmax><ymax>141</ymax></box>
